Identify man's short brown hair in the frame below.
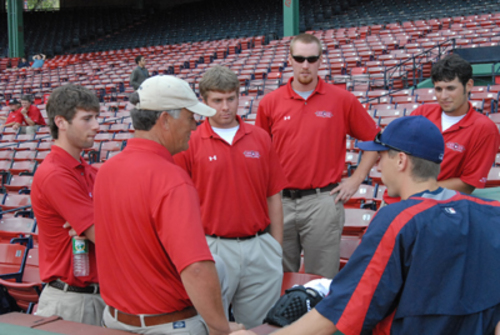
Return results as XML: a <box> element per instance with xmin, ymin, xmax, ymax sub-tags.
<box><xmin>46</xmin><ymin>84</ymin><xmax>100</xmax><ymax>139</ymax></box>
<box><xmin>388</xmin><ymin>150</ymin><xmax>440</xmax><ymax>182</ymax></box>
<box><xmin>289</xmin><ymin>33</ymin><xmax>323</xmax><ymax>55</ymax></box>
<box><xmin>199</xmin><ymin>65</ymin><xmax>240</xmax><ymax>101</ymax></box>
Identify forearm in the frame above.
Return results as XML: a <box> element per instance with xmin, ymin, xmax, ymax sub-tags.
<box><xmin>270</xmin><ymin>309</ymin><xmax>337</xmax><ymax>335</ymax></box>
<box><xmin>83</xmin><ymin>225</ymin><xmax>95</xmax><ymax>243</ymax></box>
<box><xmin>22</xmin><ymin>115</ymin><xmax>35</xmax><ymax>126</ymax></box>
<box><xmin>181</xmin><ymin>261</ymin><xmax>230</xmax><ymax>335</ymax></box>
<box><xmin>350</xmin><ymin>151</ymin><xmax>379</xmax><ymax>183</ymax></box>
<box><xmin>437</xmin><ymin>178</ymin><xmax>475</xmax><ymax>194</ymax></box>
<box><xmin>267</xmin><ymin>193</ymin><xmax>283</xmax><ymax>246</ymax></box>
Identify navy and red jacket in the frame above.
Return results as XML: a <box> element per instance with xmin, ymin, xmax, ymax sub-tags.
<box><xmin>316</xmin><ymin>188</ymin><xmax>500</xmax><ymax>335</ymax></box>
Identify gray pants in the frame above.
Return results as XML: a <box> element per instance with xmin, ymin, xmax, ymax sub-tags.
<box><xmin>103</xmin><ymin>254</ymin><xmax>230</xmax><ymax>335</ymax></box>
<box><xmin>35</xmin><ymin>284</ymin><xmax>105</xmax><ymax>326</ymax></box>
<box><xmin>206</xmin><ymin>233</ymin><xmax>283</xmax><ymax>329</ymax></box>
<box><xmin>282</xmin><ymin>191</ymin><xmax>345</xmax><ymax>278</ymax></box>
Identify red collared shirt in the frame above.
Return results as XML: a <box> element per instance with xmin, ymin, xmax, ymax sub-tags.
<box><xmin>174</xmin><ymin>116</ymin><xmax>287</xmax><ymax>237</ymax></box>
<box><xmin>94</xmin><ymin>138</ymin><xmax>213</xmax><ymax>314</ymax></box>
<box><xmin>31</xmin><ymin>145</ymin><xmax>98</xmax><ymax>286</ymax></box>
<box><xmin>256</xmin><ymin>77</ymin><xmax>380</xmax><ymax>189</ymax></box>
<box><xmin>5</xmin><ymin>110</ymin><xmax>22</xmax><ymax>124</ymax></box>
<box><xmin>383</xmin><ymin>103</ymin><xmax>500</xmax><ymax>204</ymax></box>
<box><xmin>18</xmin><ymin>105</ymin><xmax>46</xmax><ymax>126</ymax></box>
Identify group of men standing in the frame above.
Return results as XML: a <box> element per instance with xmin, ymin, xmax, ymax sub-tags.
<box><xmin>29</xmin><ymin>32</ymin><xmax>500</xmax><ymax>335</ymax></box>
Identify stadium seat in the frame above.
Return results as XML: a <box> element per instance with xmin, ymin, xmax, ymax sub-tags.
<box><xmin>343</xmin><ymin>208</ymin><xmax>375</xmax><ymax>235</ymax></box>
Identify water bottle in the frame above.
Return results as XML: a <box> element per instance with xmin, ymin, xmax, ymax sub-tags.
<box><xmin>73</xmin><ymin>236</ymin><xmax>89</xmax><ymax>277</ymax></box>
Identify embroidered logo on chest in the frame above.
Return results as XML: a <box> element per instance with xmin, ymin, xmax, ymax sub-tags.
<box><xmin>315</xmin><ymin>111</ymin><xmax>333</xmax><ymax>118</ymax></box>
<box><xmin>243</xmin><ymin>150</ymin><xmax>260</xmax><ymax>159</ymax></box>
<box><xmin>446</xmin><ymin>142</ymin><xmax>465</xmax><ymax>153</ymax></box>
<box><xmin>208</xmin><ymin>155</ymin><xmax>217</xmax><ymax>161</ymax></box>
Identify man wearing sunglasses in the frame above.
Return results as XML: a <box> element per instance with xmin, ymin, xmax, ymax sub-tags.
<box><xmin>232</xmin><ymin>116</ymin><xmax>500</xmax><ymax>335</ymax></box>
<box><xmin>256</xmin><ymin>33</ymin><xmax>380</xmax><ymax>278</ymax></box>
<box><xmin>383</xmin><ymin>54</ymin><xmax>500</xmax><ymax>206</ymax></box>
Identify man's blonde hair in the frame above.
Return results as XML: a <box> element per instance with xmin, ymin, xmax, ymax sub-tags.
<box><xmin>290</xmin><ymin>33</ymin><xmax>323</xmax><ymax>55</ymax></box>
<box><xmin>199</xmin><ymin>65</ymin><xmax>240</xmax><ymax>101</ymax></box>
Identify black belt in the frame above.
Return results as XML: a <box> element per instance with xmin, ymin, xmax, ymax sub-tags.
<box><xmin>49</xmin><ymin>280</ymin><xmax>99</xmax><ymax>294</ymax></box>
<box><xmin>282</xmin><ymin>183</ymin><xmax>339</xmax><ymax>200</ymax></box>
<box><xmin>208</xmin><ymin>231</ymin><xmax>267</xmax><ymax>241</ymax></box>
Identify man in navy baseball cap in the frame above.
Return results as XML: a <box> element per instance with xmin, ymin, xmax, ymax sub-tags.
<box><xmin>232</xmin><ymin>115</ymin><xmax>500</xmax><ymax>335</ymax></box>
<box><xmin>357</xmin><ymin>115</ymin><xmax>445</xmax><ymax>198</ymax></box>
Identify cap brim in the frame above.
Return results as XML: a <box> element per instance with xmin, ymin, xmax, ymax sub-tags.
<box><xmin>357</xmin><ymin>141</ymin><xmax>390</xmax><ymax>152</ymax></box>
<box><xmin>185</xmin><ymin>101</ymin><xmax>216</xmax><ymax>117</ymax></box>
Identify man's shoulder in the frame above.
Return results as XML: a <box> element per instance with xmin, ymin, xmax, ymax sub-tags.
<box><xmin>468</xmin><ymin>109</ymin><xmax>498</xmax><ymax>131</ymax></box>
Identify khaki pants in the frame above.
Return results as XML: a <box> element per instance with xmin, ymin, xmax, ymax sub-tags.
<box><xmin>103</xmin><ymin>307</ymin><xmax>209</xmax><ymax>335</ymax></box>
<box><xmin>206</xmin><ymin>233</ymin><xmax>283</xmax><ymax>329</ymax></box>
<box><xmin>103</xmin><ymin>254</ymin><xmax>230</xmax><ymax>335</ymax></box>
<box><xmin>282</xmin><ymin>191</ymin><xmax>345</xmax><ymax>278</ymax></box>
<box><xmin>35</xmin><ymin>284</ymin><xmax>105</xmax><ymax>326</ymax></box>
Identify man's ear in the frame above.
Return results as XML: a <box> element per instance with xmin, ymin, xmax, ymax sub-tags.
<box><xmin>158</xmin><ymin>111</ymin><xmax>171</xmax><ymax>131</ymax></box>
<box><xmin>54</xmin><ymin>115</ymin><xmax>67</xmax><ymax>131</ymax></box>
<box><xmin>397</xmin><ymin>152</ymin><xmax>409</xmax><ymax>172</ymax></box>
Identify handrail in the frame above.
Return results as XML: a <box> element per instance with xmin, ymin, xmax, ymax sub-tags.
<box><xmin>345</xmin><ymin>38</ymin><xmax>456</xmax><ymax>105</ymax></box>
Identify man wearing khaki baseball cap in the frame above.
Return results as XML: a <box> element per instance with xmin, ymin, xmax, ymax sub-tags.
<box><xmin>94</xmin><ymin>75</ymin><xmax>244</xmax><ymax>335</ymax></box>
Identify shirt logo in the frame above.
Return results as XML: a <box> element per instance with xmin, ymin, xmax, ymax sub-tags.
<box><xmin>173</xmin><ymin>321</ymin><xmax>186</xmax><ymax>329</ymax></box>
<box><xmin>209</xmin><ymin>155</ymin><xmax>217</xmax><ymax>161</ymax></box>
<box><xmin>243</xmin><ymin>150</ymin><xmax>260</xmax><ymax>159</ymax></box>
<box><xmin>480</xmin><ymin>177</ymin><xmax>487</xmax><ymax>184</ymax></box>
<box><xmin>444</xmin><ymin>207</ymin><xmax>456</xmax><ymax>214</ymax></box>
<box><xmin>284</xmin><ymin>116</ymin><xmax>291</xmax><ymax>120</ymax></box>
<box><xmin>446</xmin><ymin>142</ymin><xmax>465</xmax><ymax>153</ymax></box>
<box><xmin>315</xmin><ymin>111</ymin><xmax>333</xmax><ymax>118</ymax></box>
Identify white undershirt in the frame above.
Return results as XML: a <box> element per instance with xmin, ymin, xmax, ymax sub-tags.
<box><xmin>294</xmin><ymin>89</ymin><xmax>314</xmax><ymax>100</ymax></box>
<box><xmin>441</xmin><ymin>111</ymin><xmax>466</xmax><ymax>131</ymax></box>
<box><xmin>212</xmin><ymin>125</ymin><xmax>240</xmax><ymax>145</ymax></box>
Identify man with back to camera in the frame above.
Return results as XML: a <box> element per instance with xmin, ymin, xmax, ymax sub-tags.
<box><xmin>130</xmin><ymin>55</ymin><xmax>149</xmax><ymax>90</ymax></box>
<box><xmin>383</xmin><ymin>54</ymin><xmax>500</xmax><ymax>205</ymax></box>
<box><xmin>232</xmin><ymin>115</ymin><xmax>500</xmax><ymax>335</ymax></box>
<box><xmin>94</xmin><ymin>75</ymin><xmax>244</xmax><ymax>335</ymax></box>
<box><xmin>256</xmin><ymin>33</ymin><xmax>380</xmax><ymax>278</ymax></box>
<box><xmin>174</xmin><ymin>65</ymin><xmax>287</xmax><ymax>329</ymax></box>
<box><xmin>31</xmin><ymin>85</ymin><xmax>104</xmax><ymax>325</ymax></box>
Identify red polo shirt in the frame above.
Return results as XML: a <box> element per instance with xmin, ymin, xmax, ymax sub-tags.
<box><xmin>94</xmin><ymin>138</ymin><xmax>213</xmax><ymax>314</ymax></box>
<box><xmin>31</xmin><ymin>145</ymin><xmax>98</xmax><ymax>287</ymax></box>
<box><xmin>174</xmin><ymin>116</ymin><xmax>287</xmax><ymax>237</ymax></box>
<box><xmin>383</xmin><ymin>103</ymin><xmax>500</xmax><ymax>204</ymax></box>
<box><xmin>5</xmin><ymin>111</ymin><xmax>22</xmax><ymax>125</ymax></box>
<box><xmin>19</xmin><ymin>105</ymin><xmax>46</xmax><ymax>126</ymax></box>
<box><xmin>256</xmin><ymin>77</ymin><xmax>380</xmax><ymax>189</ymax></box>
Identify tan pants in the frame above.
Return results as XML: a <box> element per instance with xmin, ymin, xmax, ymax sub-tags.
<box><xmin>206</xmin><ymin>233</ymin><xmax>283</xmax><ymax>329</ymax></box>
<box><xmin>282</xmin><ymin>191</ymin><xmax>345</xmax><ymax>278</ymax></box>
<box><xmin>103</xmin><ymin>254</ymin><xmax>230</xmax><ymax>335</ymax></box>
<box><xmin>35</xmin><ymin>284</ymin><xmax>105</xmax><ymax>326</ymax></box>
<box><xmin>103</xmin><ymin>307</ymin><xmax>209</xmax><ymax>335</ymax></box>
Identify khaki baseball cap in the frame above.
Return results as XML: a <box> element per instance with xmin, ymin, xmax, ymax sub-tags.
<box><xmin>136</xmin><ymin>75</ymin><xmax>216</xmax><ymax>117</ymax></box>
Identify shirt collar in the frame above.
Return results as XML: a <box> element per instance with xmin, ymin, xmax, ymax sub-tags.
<box><xmin>50</xmin><ymin>145</ymin><xmax>88</xmax><ymax>169</ymax></box>
<box><xmin>285</xmin><ymin>76</ymin><xmax>326</xmax><ymax>100</ymax></box>
<box><xmin>124</xmin><ymin>138</ymin><xmax>174</xmax><ymax>162</ymax></box>
<box><xmin>200</xmin><ymin>115</ymin><xmax>251</xmax><ymax>141</ymax></box>
<box><xmin>453</xmin><ymin>102</ymin><xmax>480</xmax><ymax>129</ymax></box>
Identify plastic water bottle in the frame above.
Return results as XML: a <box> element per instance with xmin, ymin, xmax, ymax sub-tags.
<box><xmin>73</xmin><ymin>236</ymin><xmax>89</xmax><ymax>277</ymax></box>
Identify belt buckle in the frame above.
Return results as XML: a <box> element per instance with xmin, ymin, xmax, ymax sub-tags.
<box><xmin>289</xmin><ymin>189</ymin><xmax>301</xmax><ymax>200</ymax></box>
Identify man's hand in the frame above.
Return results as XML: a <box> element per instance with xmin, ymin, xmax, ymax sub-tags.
<box><xmin>21</xmin><ymin>108</ymin><xmax>28</xmax><ymax>115</ymax></box>
<box><xmin>63</xmin><ymin>222</ymin><xmax>77</xmax><ymax>237</ymax></box>
<box><xmin>230</xmin><ymin>331</ymin><xmax>257</xmax><ymax>335</ymax></box>
<box><xmin>12</xmin><ymin>123</ymin><xmax>20</xmax><ymax>131</ymax></box>
<box><xmin>331</xmin><ymin>176</ymin><xmax>361</xmax><ymax>204</ymax></box>
<box><xmin>229</xmin><ymin>322</ymin><xmax>245</xmax><ymax>332</ymax></box>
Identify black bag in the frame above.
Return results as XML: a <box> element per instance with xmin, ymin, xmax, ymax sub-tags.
<box><xmin>263</xmin><ymin>285</ymin><xmax>324</xmax><ymax>327</ymax></box>
<box><xmin>0</xmin><ymin>285</ymin><xmax>21</xmax><ymax>315</ymax></box>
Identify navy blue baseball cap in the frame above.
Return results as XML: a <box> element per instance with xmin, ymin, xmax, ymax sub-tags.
<box><xmin>357</xmin><ymin>116</ymin><xmax>445</xmax><ymax>163</ymax></box>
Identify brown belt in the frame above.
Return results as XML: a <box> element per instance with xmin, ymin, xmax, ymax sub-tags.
<box><xmin>109</xmin><ymin>306</ymin><xmax>197</xmax><ymax>327</ymax></box>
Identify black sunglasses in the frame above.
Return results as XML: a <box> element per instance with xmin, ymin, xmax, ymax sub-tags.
<box><xmin>291</xmin><ymin>55</ymin><xmax>321</xmax><ymax>63</ymax></box>
<box><xmin>374</xmin><ymin>132</ymin><xmax>411</xmax><ymax>155</ymax></box>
